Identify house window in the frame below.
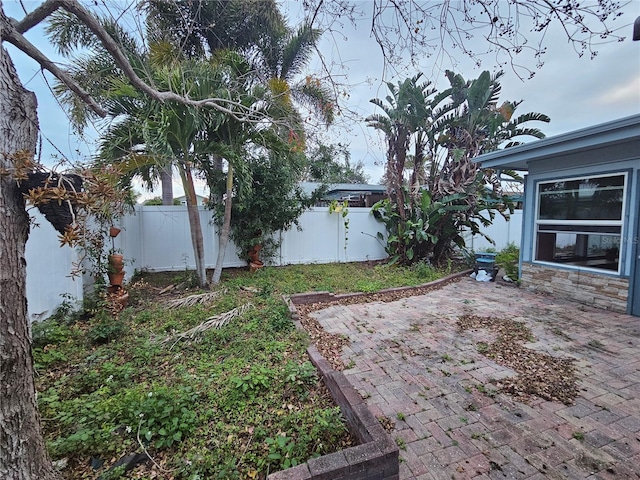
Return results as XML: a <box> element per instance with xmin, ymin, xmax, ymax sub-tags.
<box><xmin>535</xmin><ymin>173</ymin><xmax>626</xmax><ymax>272</ymax></box>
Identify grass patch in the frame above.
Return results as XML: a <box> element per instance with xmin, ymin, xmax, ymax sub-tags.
<box><xmin>35</xmin><ymin>261</ymin><xmax>452</xmax><ymax>478</ymax></box>
<box><xmin>220</xmin><ymin>261</ymin><xmax>445</xmax><ymax>295</ymax></box>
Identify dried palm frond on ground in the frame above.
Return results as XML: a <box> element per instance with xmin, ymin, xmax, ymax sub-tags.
<box><xmin>164</xmin><ymin>290</ymin><xmax>226</xmax><ymax>309</ymax></box>
<box><xmin>162</xmin><ymin>303</ymin><xmax>252</xmax><ymax>347</ymax></box>
<box><xmin>457</xmin><ymin>314</ymin><xmax>578</xmax><ymax>404</ymax></box>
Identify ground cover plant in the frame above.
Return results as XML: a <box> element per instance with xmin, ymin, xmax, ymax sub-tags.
<box><xmin>33</xmin><ymin>261</ymin><xmax>451</xmax><ymax>479</ymax></box>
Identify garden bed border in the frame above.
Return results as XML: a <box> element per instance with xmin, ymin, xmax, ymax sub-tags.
<box><xmin>269</xmin><ymin>270</ymin><xmax>470</xmax><ymax>480</ymax></box>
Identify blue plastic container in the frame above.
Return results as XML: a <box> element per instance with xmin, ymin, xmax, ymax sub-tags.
<box><xmin>474</xmin><ymin>252</ymin><xmax>497</xmax><ymax>277</ymax></box>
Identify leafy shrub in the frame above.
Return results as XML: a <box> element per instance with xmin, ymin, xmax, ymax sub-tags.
<box><xmin>33</xmin><ymin>347</ymin><xmax>69</xmax><ymax>370</ymax></box>
<box><xmin>32</xmin><ymin>319</ymin><xmax>72</xmax><ymax>349</ymax></box>
<box><xmin>372</xmin><ymin>188</ymin><xmax>496</xmax><ymax>267</ymax></box>
<box><xmin>42</xmin><ymin>387</ymin><xmax>118</xmax><ymax>457</ymax></box>
<box><xmin>411</xmin><ymin>261</ymin><xmax>439</xmax><ymax>280</ymax></box>
<box><xmin>119</xmin><ymin>385</ymin><xmax>199</xmax><ymax>449</ymax></box>
<box><xmin>262</xmin><ymin>407</ymin><xmax>347</xmax><ymax>471</ymax></box>
<box><xmin>308</xmin><ymin>407</ymin><xmax>348</xmax><ymax>447</ymax></box>
<box><xmin>42</xmin><ymin>383</ymin><xmax>199</xmax><ymax>457</ymax></box>
<box><xmin>49</xmin><ymin>295</ymin><xmax>80</xmax><ymax>324</ymax></box>
<box><xmin>265</xmin><ymin>435</ymin><xmax>298</xmax><ymax>470</ymax></box>
<box><xmin>284</xmin><ymin>361</ymin><xmax>318</xmax><ymax>397</ymax></box>
<box><xmin>496</xmin><ymin>243</ymin><xmax>520</xmax><ymax>280</ymax></box>
<box><xmin>32</xmin><ymin>318</ymin><xmax>76</xmax><ymax>369</ymax></box>
<box><xmin>230</xmin><ymin>365</ymin><xmax>274</xmax><ymax>400</ymax></box>
<box><xmin>87</xmin><ymin>313</ymin><xmax>125</xmax><ymax>345</ymax></box>
<box><xmin>265</xmin><ymin>303</ymin><xmax>295</xmax><ymax>333</ymax></box>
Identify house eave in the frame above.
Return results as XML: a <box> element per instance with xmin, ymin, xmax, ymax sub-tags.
<box><xmin>474</xmin><ymin>114</ymin><xmax>640</xmax><ymax>171</ymax></box>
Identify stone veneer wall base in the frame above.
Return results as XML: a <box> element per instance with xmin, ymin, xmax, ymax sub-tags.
<box><xmin>521</xmin><ymin>262</ymin><xmax>629</xmax><ymax>313</ymax></box>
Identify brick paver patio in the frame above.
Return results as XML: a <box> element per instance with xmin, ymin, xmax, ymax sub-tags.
<box><xmin>309</xmin><ymin>277</ymin><xmax>640</xmax><ymax>479</ymax></box>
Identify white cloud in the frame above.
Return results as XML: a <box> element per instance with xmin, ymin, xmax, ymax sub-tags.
<box><xmin>593</xmin><ymin>76</ymin><xmax>640</xmax><ymax>109</ymax></box>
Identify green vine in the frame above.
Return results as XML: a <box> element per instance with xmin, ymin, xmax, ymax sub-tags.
<box><xmin>329</xmin><ymin>200</ymin><xmax>350</xmax><ymax>257</ymax></box>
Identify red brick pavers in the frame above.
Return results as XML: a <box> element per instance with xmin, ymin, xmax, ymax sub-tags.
<box><xmin>309</xmin><ymin>278</ymin><xmax>640</xmax><ymax>479</ymax></box>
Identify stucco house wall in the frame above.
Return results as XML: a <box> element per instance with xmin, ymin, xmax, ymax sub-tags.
<box><xmin>476</xmin><ymin>115</ymin><xmax>640</xmax><ymax>316</ymax></box>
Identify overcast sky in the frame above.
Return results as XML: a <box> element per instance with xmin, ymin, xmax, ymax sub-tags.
<box><xmin>293</xmin><ymin>0</ymin><xmax>640</xmax><ymax>183</ymax></box>
<box><xmin>4</xmin><ymin>0</ymin><xmax>640</xmax><ymax>195</ymax></box>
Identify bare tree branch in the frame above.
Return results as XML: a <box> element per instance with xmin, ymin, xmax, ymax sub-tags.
<box><xmin>2</xmin><ymin>24</ymin><xmax>107</xmax><ymax>116</ymax></box>
<box><xmin>11</xmin><ymin>0</ymin><xmax>63</xmax><ymax>34</ymax></box>
<box><xmin>305</xmin><ymin>0</ymin><xmax>627</xmax><ymax>81</ymax></box>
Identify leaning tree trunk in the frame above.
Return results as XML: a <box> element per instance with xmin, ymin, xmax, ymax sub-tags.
<box><xmin>0</xmin><ymin>44</ymin><xmax>60</xmax><ymax>480</ymax></box>
<box><xmin>177</xmin><ymin>163</ymin><xmax>208</xmax><ymax>287</ymax></box>
<box><xmin>211</xmin><ymin>164</ymin><xmax>233</xmax><ymax>284</ymax></box>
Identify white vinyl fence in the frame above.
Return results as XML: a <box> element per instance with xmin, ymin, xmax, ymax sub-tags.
<box><xmin>115</xmin><ymin>206</ymin><xmax>388</xmax><ymax>273</ymax></box>
<box><xmin>25</xmin><ymin>206</ymin><xmax>522</xmax><ymax>321</ymax></box>
<box><xmin>462</xmin><ymin>210</ymin><xmax>523</xmax><ymax>252</ymax></box>
<box><xmin>25</xmin><ymin>210</ymin><xmax>84</xmax><ymax>322</ymax></box>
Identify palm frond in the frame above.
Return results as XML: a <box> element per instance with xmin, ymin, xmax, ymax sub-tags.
<box><xmin>280</xmin><ymin>24</ymin><xmax>320</xmax><ymax>80</ymax></box>
<box><xmin>165</xmin><ymin>290</ymin><xmax>227</xmax><ymax>309</ymax></box>
<box><xmin>162</xmin><ymin>303</ymin><xmax>253</xmax><ymax>347</ymax></box>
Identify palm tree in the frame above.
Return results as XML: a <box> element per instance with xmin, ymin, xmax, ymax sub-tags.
<box><xmin>366</xmin><ymin>74</ymin><xmax>437</xmax><ymax>219</ymax></box>
<box><xmin>49</xmin><ymin>12</ymin><xmax>261</xmax><ymax>287</ymax></box>
<box><xmin>97</xmin><ymin>54</ymin><xmax>251</xmax><ymax>287</ymax></box>
<box><xmin>146</xmin><ymin>4</ymin><xmax>334</xmax><ymax>283</ymax></box>
<box><xmin>255</xmin><ymin>23</ymin><xmax>334</xmax><ymax>124</ymax></box>
<box><xmin>145</xmin><ymin>0</ymin><xmax>284</xmax><ymax>59</ymax></box>
<box><xmin>204</xmin><ymin>79</ymin><xmax>290</xmax><ymax>285</ymax></box>
<box><xmin>207</xmin><ymin>22</ymin><xmax>335</xmax><ymax>284</ymax></box>
<box><xmin>431</xmin><ymin>70</ymin><xmax>550</xmax><ymax>198</ymax></box>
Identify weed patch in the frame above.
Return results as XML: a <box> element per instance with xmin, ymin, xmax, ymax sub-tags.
<box><xmin>35</xmin><ymin>262</ymin><xmax>455</xmax><ymax>478</ymax></box>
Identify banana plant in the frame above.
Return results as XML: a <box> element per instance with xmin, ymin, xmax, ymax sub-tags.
<box><xmin>373</xmin><ymin>183</ymin><xmax>502</xmax><ymax>266</ymax></box>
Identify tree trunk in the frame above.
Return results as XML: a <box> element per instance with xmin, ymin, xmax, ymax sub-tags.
<box><xmin>160</xmin><ymin>165</ymin><xmax>173</xmax><ymax>206</ymax></box>
<box><xmin>0</xmin><ymin>43</ymin><xmax>60</xmax><ymax>480</ymax></box>
<box><xmin>211</xmin><ymin>164</ymin><xmax>233</xmax><ymax>284</ymax></box>
<box><xmin>177</xmin><ymin>163</ymin><xmax>208</xmax><ymax>287</ymax></box>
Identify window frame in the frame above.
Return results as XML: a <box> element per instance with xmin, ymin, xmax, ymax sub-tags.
<box><xmin>533</xmin><ymin>171</ymin><xmax>628</xmax><ymax>275</ymax></box>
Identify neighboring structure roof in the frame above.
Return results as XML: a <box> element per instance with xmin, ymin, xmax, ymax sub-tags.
<box><xmin>474</xmin><ymin>114</ymin><xmax>640</xmax><ymax>170</ymax></box>
<box><xmin>174</xmin><ymin>194</ymin><xmax>208</xmax><ymax>206</ymax></box>
<box><xmin>300</xmin><ymin>182</ymin><xmax>386</xmax><ymax>200</ymax></box>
